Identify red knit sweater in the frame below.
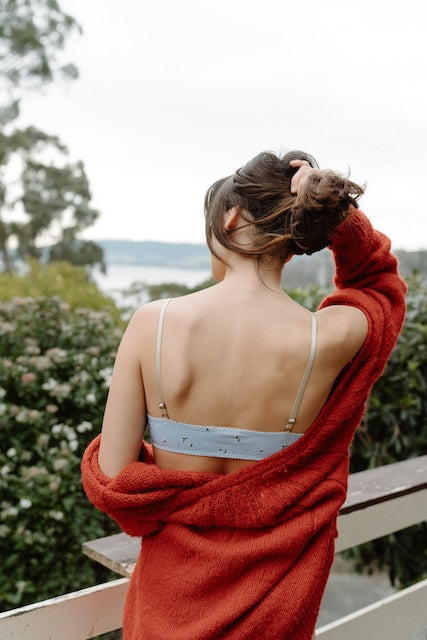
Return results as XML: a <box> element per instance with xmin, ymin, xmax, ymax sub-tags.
<box><xmin>81</xmin><ymin>210</ymin><xmax>406</xmax><ymax>640</ymax></box>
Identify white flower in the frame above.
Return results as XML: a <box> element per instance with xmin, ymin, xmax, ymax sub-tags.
<box><xmin>16</xmin><ymin>580</ymin><xmax>27</xmax><ymax>593</ymax></box>
<box><xmin>42</xmin><ymin>378</ymin><xmax>58</xmax><ymax>392</ymax></box>
<box><xmin>48</xmin><ymin>510</ymin><xmax>64</xmax><ymax>521</ymax></box>
<box><xmin>68</xmin><ymin>439</ymin><xmax>78</xmax><ymax>452</ymax></box>
<box><xmin>34</xmin><ymin>356</ymin><xmax>51</xmax><ymax>371</ymax></box>
<box><xmin>76</xmin><ymin>421</ymin><xmax>92</xmax><ymax>433</ymax></box>
<box><xmin>99</xmin><ymin>367</ymin><xmax>113</xmax><ymax>387</ymax></box>
<box><xmin>0</xmin><ymin>403</ymin><xmax>6</xmax><ymax>415</ymax></box>
<box><xmin>51</xmin><ymin>424</ymin><xmax>63</xmax><ymax>435</ymax></box>
<box><xmin>6</xmin><ymin>447</ymin><xmax>17</xmax><ymax>458</ymax></box>
<box><xmin>50</xmin><ymin>383</ymin><xmax>72</xmax><ymax>399</ymax></box>
<box><xmin>0</xmin><ymin>387</ymin><xmax>6</xmax><ymax>400</ymax></box>
<box><xmin>1</xmin><ymin>465</ymin><xmax>10</xmax><ymax>477</ymax></box>
<box><xmin>37</xmin><ymin>434</ymin><xmax>50</xmax><ymax>447</ymax></box>
<box><xmin>19</xmin><ymin>498</ymin><xmax>32</xmax><ymax>509</ymax></box>
<box><xmin>24</xmin><ymin>466</ymin><xmax>46</xmax><ymax>479</ymax></box>
<box><xmin>0</xmin><ymin>524</ymin><xmax>10</xmax><ymax>538</ymax></box>
<box><xmin>16</xmin><ymin>410</ymin><xmax>28</xmax><ymax>423</ymax></box>
<box><xmin>85</xmin><ymin>392</ymin><xmax>96</xmax><ymax>404</ymax></box>
<box><xmin>53</xmin><ymin>458</ymin><xmax>68</xmax><ymax>471</ymax></box>
<box><xmin>63</xmin><ymin>425</ymin><xmax>76</xmax><ymax>437</ymax></box>
<box><xmin>25</xmin><ymin>345</ymin><xmax>40</xmax><ymax>355</ymax></box>
<box><xmin>73</xmin><ymin>353</ymin><xmax>86</xmax><ymax>365</ymax></box>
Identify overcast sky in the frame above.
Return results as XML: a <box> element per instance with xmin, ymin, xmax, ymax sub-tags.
<box><xmin>18</xmin><ymin>0</ymin><xmax>427</xmax><ymax>249</ymax></box>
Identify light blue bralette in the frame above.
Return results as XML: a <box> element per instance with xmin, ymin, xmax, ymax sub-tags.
<box><xmin>147</xmin><ymin>415</ymin><xmax>303</xmax><ymax>461</ymax></box>
<box><xmin>147</xmin><ymin>299</ymin><xmax>317</xmax><ymax>461</ymax></box>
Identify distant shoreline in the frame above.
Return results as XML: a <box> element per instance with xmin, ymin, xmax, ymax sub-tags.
<box><xmin>95</xmin><ymin>241</ymin><xmax>426</xmax><ymax>294</ymax></box>
<box><xmin>98</xmin><ymin>239</ymin><xmax>210</xmax><ymax>270</ymax></box>
<box><xmin>93</xmin><ymin>264</ymin><xmax>212</xmax><ymax>303</ymax></box>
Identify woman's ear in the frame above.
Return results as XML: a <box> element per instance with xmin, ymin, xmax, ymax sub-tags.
<box><xmin>223</xmin><ymin>206</ymin><xmax>241</xmax><ymax>231</ymax></box>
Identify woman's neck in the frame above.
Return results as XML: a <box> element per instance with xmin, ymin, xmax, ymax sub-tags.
<box><xmin>220</xmin><ymin>253</ymin><xmax>285</xmax><ymax>293</ymax></box>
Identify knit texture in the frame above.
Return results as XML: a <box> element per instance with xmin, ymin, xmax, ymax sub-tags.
<box><xmin>81</xmin><ymin>210</ymin><xmax>407</xmax><ymax>640</ymax></box>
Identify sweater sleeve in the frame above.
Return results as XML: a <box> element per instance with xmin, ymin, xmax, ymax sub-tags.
<box><xmin>81</xmin><ymin>435</ymin><xmax>166</xmax><ymax>535</ymax></box>
<box><xmin>81</xmin><ymin>434</ymin><xmax>215</xmax><ymax>536</ymax></box>
<box><xmin>318</xmin><ymin>209</ymin><xmax>407</xmax><ymax>369</ymax></box>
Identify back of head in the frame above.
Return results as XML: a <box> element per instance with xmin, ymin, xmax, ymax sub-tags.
<box><xmin>204</xmin><ymin>150</ymin><xmax>364</xmax><ymax>261</ymax></box>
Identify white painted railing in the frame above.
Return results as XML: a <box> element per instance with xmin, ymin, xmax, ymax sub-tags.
<box><xmin>1</xmin><ymin>455</ymin><xmax>427</xmax><ymax>640</ymax></box>
<box><xmin>0</xmin><ymin>579</ymin><xmax>128</xmax><ymax>640</ymax></box>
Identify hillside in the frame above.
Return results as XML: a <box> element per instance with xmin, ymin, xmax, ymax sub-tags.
<box><xmin>99</xmin><ymin>240</ymin><xmax>210</xmax><ymax>270</ymax></box>
<box><xmin>98</xmin><ymin>239</ymin><xmax>427</xmax><ymax>289</ymax></box>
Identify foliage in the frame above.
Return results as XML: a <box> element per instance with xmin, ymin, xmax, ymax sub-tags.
<box><xmin>344</xmin><ymin>273</ymin><xmax>427</xmax><ymax>587</ymax></box>
<box><xmin>352</xmin><ymin>273</ymin><xmax>426</xmax><ymax>469</ymax></box>
<box><xmin>285</xmin><ymin>282</ymin><xmax>325</xmax><ymax>310</ymax></box>
<box><xmin>0</xmin><ymin>296</ymin><xmax>122</xmax><ymax>610</ymax></box>
<box><xmin>289</xmin><ymin>274</ymin><xmax>427</xmax><ymax>588</ymax></box>
<box><xmin>0</xmin><ymin>260</ymin><xmax>121</xmax><ymax>322</ymax></box>
<box><xmin>131</xmin><ymin>280</ymin><xmax>196</xmax><ymax>302</ymax></box>
<box><xmin>144</xmin><ymin>278</ymin><xmax>216</xmax><ymax>300</ymax></box>
<box><xmin>0</xmin><ymin>0</ymin><xmax>80</xmax><ymax>122</ymax></box>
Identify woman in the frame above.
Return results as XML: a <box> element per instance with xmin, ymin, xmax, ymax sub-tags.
<box><xmin>82</xmin><ymin>151</ymin><xmax>406</xmax><ymax>639</ymax></box>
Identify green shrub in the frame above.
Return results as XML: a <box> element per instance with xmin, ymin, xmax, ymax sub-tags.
<box><xmin>351</xmin><ymin>273</ymin><xmax>426</xmax><ymax>467</ymax></box>
<box><xmin>0</xmin><ymin>260</ymin><xmax>122</xmax><ymax>323</ymax></box>
<box><xmin>287</xmin><ymin>274</ymin><xmax>427</xmax><ymax>587</ymax></box>
<box><xmin>345</xmin><ymin>273</ymin><xmax>427</xmax><ymax>587</ymax></box>
<box><xmin>0</xmin><ymin>297</ymin><xmax>122</xmax><ymax>610</ymax></box>
<box><xmin>286</xmin><ymin>282</ymin><xmax>325</xmax><ymax>310</ymax></box>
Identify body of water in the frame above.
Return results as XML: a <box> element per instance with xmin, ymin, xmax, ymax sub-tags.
<box><xmin>93</xmin><ymin>263</ymin><xmax>212</xmax><ymax>305</ymax></box>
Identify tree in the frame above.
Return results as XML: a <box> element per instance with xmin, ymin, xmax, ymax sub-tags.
<box><xmin>0</xmin><ymin>0</ymin><xmax>80</xmax><ymax>123</ymax></box>
<box><xmin>0</xmin><ymin>126</ymin><xmax>105</xmax><ymax>272</ymax></box>
<box><xmin>0</xmin><ymin>0</ymin><xmax>104</xmax><ymax>273</ymax></box>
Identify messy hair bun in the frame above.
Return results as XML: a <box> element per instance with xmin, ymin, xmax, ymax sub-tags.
<box><xmin>204</xmin><ymin>150</ymin><xmax>364</xmax><ymax>260</ymax></box>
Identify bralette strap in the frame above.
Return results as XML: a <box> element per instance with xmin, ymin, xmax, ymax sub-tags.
<box><xmin>284</xmin><ymin>313</ymin><xmax>317</xmax><ymax>432</ymax></box>
<box><xmin>156</xmin><ymin>298</ymin><xmax>171</xmax><ymax>418</ymax></box>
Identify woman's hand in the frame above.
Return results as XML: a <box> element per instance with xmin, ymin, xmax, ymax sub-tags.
<box><xmin>290</xmin><ymin>159</ymin><xmax>319</xmax><ymax>195</ymax></box>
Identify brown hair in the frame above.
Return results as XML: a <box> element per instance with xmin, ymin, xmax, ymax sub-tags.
<box><xmin>204</xmin><ymin>150</ymin><xmax>364</xmax><ymax>260</ymax></box>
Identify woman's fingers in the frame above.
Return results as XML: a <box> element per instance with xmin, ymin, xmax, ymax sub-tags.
<box><xmin>289</xmin><ymin>159</ymin><xmax>310</xmax><ymax>168</ymax></box>
<box><xmin>290</xmin><ymin>161</ymin><xmax>314</xmax><ymax>194</ymax></box>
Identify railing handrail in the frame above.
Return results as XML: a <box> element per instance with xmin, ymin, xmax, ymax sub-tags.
<box><xmin>1</xmin><ymin>455</ymin><xmax>427</xmax><ymax>640</ymax></box>
<box><xmin>80</xmin><ymin>454</ymin><xmax>427</xmax><ymax>575</ymax></box>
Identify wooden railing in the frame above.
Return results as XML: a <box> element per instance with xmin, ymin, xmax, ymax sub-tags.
<box><xmin>1</xmin><ymin>455</ymin><xmax>427</xmax><ymax>640</ymax></box>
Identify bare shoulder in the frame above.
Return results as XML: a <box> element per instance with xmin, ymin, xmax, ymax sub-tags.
<box><xmin>116</xmin><ymin>300</ymin><xmax>166</xmax><ymax>350</ymax></box>
<box><xmin>126</xmin><ymin>294</ymin><xmax>200</xmax><ymax>340</ymax></box>
<box><xmin>131</xmin><ymin>299</ymin><xmax>166</xmax><ymax>321</ymax></box>
<box><xmin>316</xmin><ymin>304</ymin><xmax>368</xmax><ymax>363</ymax></box>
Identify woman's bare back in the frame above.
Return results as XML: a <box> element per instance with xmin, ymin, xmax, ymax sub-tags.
<box><xmin>137</xmin><ymin>281</ymin><xmax>368</xmax><ymax>474</ymax></box>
